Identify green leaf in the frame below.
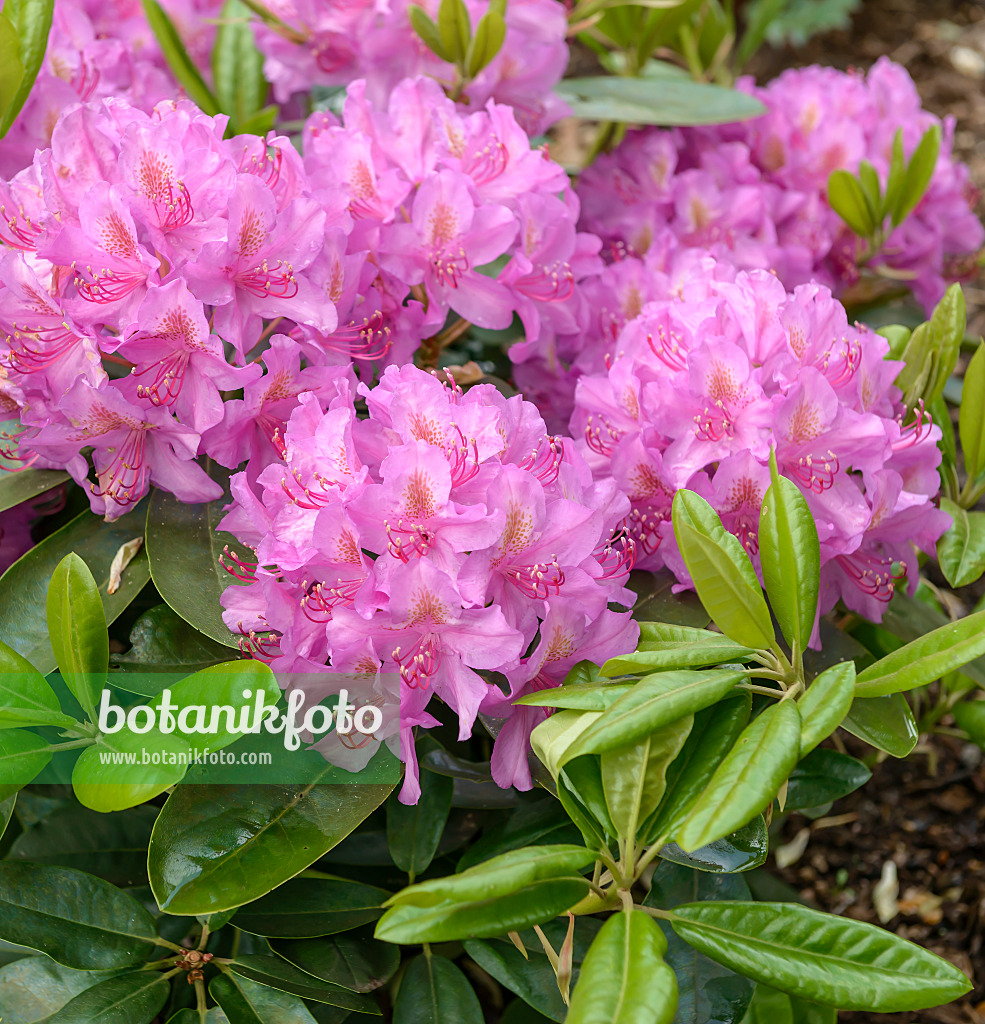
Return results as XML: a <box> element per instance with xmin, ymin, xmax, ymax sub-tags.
<box><xmin>882</xmin><ymin>129</ymin><xmax>907</xmax><ymax>224</ymax></box>
<box><xmin>140</xmin><ymin>0</ymin><xmax>219</xmax><ymax>114</ymax></box>
<box><xmin>167</xmin><ymin>1010</ymin><xmax>230</xmax><ymax>1024</ymax></box>
<box><xmin>45</xmin><ymin>553</ymin><xmax>108</xmax><ymax>720</ymax></box>
<box><xmin>228</xmin><ymin>955</ymin><xmax>378</xmax><ymax>1013</ymax></box>
<box><xmin>895</xmin><ymin>284</ymin><xmax>965</xmax><ymax>411</ymax></box>
<box><xmin>55</xmin><ymin>971</ymin><xmax>169</xmax><ymax>1024</ymax></box>
<box><xmin>466</xmin><ymin>10</ymin><xmax>506</xmax><ymax>77</ymax></box>
<box><xmin>387</xmin><ymin>746</ymin><xmax>453</xmax><ymax>878</ymax></box>
<box><xmin>952</xmin><ymin>700</ymin><xmax>985</xmax><ymax>748</ymax></box>
<box><xmin>517</xmin><ymin>682</ymin><xmax>632</xmax><ymax>710</ymax></box>
<box><xmin>627</xmin><ymin>570</ymin><xmax>710</xmax><ymax>629</ymax></box>
<box><xmin>676</xmin><ymin>700</ymin><xmax>801</xmax><ymax>852</ymax></box>
<box><xmin>562</xmin><ymin>670</ymin><xmax>745</xmax><ymax>761</ymax></box>
<box><xmin>671</xmin><ymin>900</ymin><xmax>971</xmax><ymax>1011</ymax></box>
<box><xmin>784</xmin><ymin>748</ymin><xmax>870</xmax><ymax>811</ymax></box>
<box><xmin>797</xmin><ymin>661</ymin><xmax>855</xmax><ymax>755</ymax></box>
<box><xmin>841</xmin><ymin>693</ymin><xmax>918</xmax><ymax>757</ymax></box>
<box><xmin>8</xmin><ymin>804</ymin><xmax>157</xmax><ymax>887</ymax></box>
<box><xmin>149</xmin><ymin>779</ymin><xmax>394</xmax><ymax>915</ymax></box>
<box><xmin>146</xmin><ymin>464</ymin><xmax>245</xmax><ymax>647</ymax></box>
<box><xmin>566</xmin><ymin>909</ymin><xmax>677</xmax><ymax>1024</ymax></box>
<box><xmin>555</xmin><ymin>76</ymin><xmax>765</xmax><ymax>127</ymax></box>
<box><xmin>530</xmin><ymin>709</ymin><xmax>602</xmax><ymax>779</ymax></box>
<box><xmin>0</xmin><ymin>0</ymin><xmax>52</xmax><ymax>135</ymax></box>
<box><xmin>0</xmin><ymin>468</ymin><xmax>69</xmax><ymax>514</ymax></box>
<box><xmin>602</xmin><ymin>628</ymin><xmax>755</xmax><ymax>676</ymax></box>
<box><xmin>270</xmin><ymin>933</ymin><xmax>398</xmax><ymax>993</ymax></box>
<box><xmin>672</xmin><ymin>491</ymin><xmax>775</xmax><ymax>650</ymax></box>
<box><xmin>856</xmin><ymin>160</ymin><xmax>882</xmax><ymax>227</ymax></box>
<box><xmin>0</xmin><ymin>729</ymin><xmax>52</xmax><ymax>799</ymax></box>
<box><xmin>0</xmin><ymin>502</ymin><xmax>150</xmax><ymax>674</ymax></box>
<box><xmin>0</xmin><ymin>638</ymin><xmax>77</xmax><ymax>729</ymax></box>
<box><xmin>232</xmin><ymin>877</ymin><xmax>389</xmax><ymax>937</ymax></box>
<box><xmin>408</xmin><ymin>4</ymin><xmax>451</xmax><ymax>61</ymax></box>
<box><xmin>930</xmin><ymin>394</ymin><xmax>956</xmax><ymax>469</ymax></box>
<box><xmin>0</xmin><ymin>957</ymin><xmax>120</xmax><ymax>1024</ymax></box>
<box><xmin>659</xmin><ymin>817</ymin><xmax>768</xmax><ymax>874</ymax></box>
<box><xmin>210</xmin><ymin>972</ymin><xmax>319</xmax><ymax>1024</ymax></box>
<box><xmin>112</xmin><ymin>604</ymin><xmax>235</xmax><ymax>675</ymax></box>
<box><xmin>437</xmin><ymin>0</ymin><xmax>470</xmax><ymax>65</ymax></box>
<box><xmin>213</xmin><ymin>0</ymin><xmax>268</xmax><ymax>132</ymax></box>
<box><xmin>385</xmin><ymin>845</ymin><xmax>594</xmax><ymax>909</ymax></box>
<box><xmin>827</xmin><ymin>169</ymin><xmax>876</xmax><ymax>238</ymax></box>
<box><xmin>457</xmin><ymin>795</ymin><xmax>576</xmax><ymax>871</ymax></box>
<box><xmin>937</xmin><ymin>498</ymin><xmax>985</xmax><ymax>588</ymax></box>
<box><xmin>855</xmin><ymin>605</ymin><xmax>985</xmax><ymax>696</ymax></box>
<box><xmin>0</xmin><ymin>13</ymin><xmax>24</xmax><ymax>134</ymax></box>
<box><xmin>393</xmin><ymin>954</ymin><xmax>482</xmax><ymax>1024</ymax></box>
<box><xmin>464</xmin><ymin>938</ymin><xmax>567</xmax><ymax>1022</ymax></box>
<box><xmin>645</xmin><ymin>862</ymin><xmax>753</xmax><ymax>1024</ymax></box>
<box><xmin>644</xmin><ymin>692</ymin><xmax>751</xmax><ymax>843</ymax></box>
<box><xmin>600</xmin><ymin>716</ymin><xmax>693</xmax><ymax>841</ymax></box>
<box><xmin>960</xmin><ymin>342</ymin><xmax>985</xmax><ymax>481</ymax></box>
<box><xmin>0</xmin><ymin>862</ymin><xmax>158</xmax><ymax>969</ymax></box>
<box><xmin>740</xmin><ymin>985</ymin><xmax>837</xmax><ymax>1024</ymax></box>
<box><xmin>759</xmin><ymin>451</ymin><xmax>820</xmax><ymax>653</ymax></box>
<box><xmin>894</xmin><ymin>123</ymin><xmax>941</xmax><ymax>227</ymax></box>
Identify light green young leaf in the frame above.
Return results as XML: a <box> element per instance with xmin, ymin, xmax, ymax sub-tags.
<box><xmin>467</xmin><ymin>10</ymin><xmax>506</xmax><ymax>77</ymax></box>
<box><xmin>0</xmin><ymin>638</ymin><xmax>77</xmax><ymax>730</ymax></box>
<box><xmin>797</xmin><ymin>660</ymin><xmax>854</xmax><ymax>755</ymax></box>
<box><xmin>881</xmin><ymin>128</ymin><xmax>906</xmax><ymax>223</ymax></box>
<box><xmin>960</xmin><ymin>342</ymin><xmax>985</xmax><ymax>481</ymax></box>
<box><xmin>212</xmin><ymin>0</ymin><xmax>268</xmax><ymax>131</ymax></box>
<box><xmin>0</xmin><ymin>14</ymin><xmax>24</xmax><ymax>133</ymax></box>
<box><xmin>408</xmin><ymin>4</ymin><xmax>451</xmax><ymax>60</ymax></box>
<box><xmin>437</xmin><ymin>0</ymin><xmax>471</xmax><ymax>65</ymax></box>
<box><xmin>140</xmin><ymin>0</ymin><xmax>219</xmax><ymax>115</ymax></box>
<box><xmin>893</xmin><ymin>123</ymin><xmax>941</xmax><ymax>227</ymax></box>
<box><xmin>672</xmin><ymin>491</ymin><xmax>775</xmax><ymax>650</ymax></box>
<box><xmin>827</xmin><ymin>169</ymin><xmax>875</xmax><ymax>238</ymax></box>
<box><xmin>0</xmin><ymin>0</ymin><xmax>53</xmax><ymax>135</ymax></box>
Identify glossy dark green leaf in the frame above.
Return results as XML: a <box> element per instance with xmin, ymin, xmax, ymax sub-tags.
<box><xmin>464</xmin><ymin>938</ymin><xmax>567</xmax><ymax>1022</ymax></box>
<box><xmin>671</xmin><ymin>901</ymin><xmax>971</xmax><ymax>1011</ymax></box>
<box><xmin>8</xmin><ymin>804</ymin><xmax>157</xmax><ymax>886</ymax></box>
<box><xmin>0</xmin><ymin>13</ymin><xmax>24</xmax><ymax>132</ymax></box>
<box><xmin>270</xmin><ymin>932</ymin><xmax>399</xmax><ymax>993</ymax></box>
<box><xmin>0</xmin><ymin>794</ymin><xmax>13</xmax><ymax>842</ymax></box>
<box><xmin>210</xmin><ymin>971</ymin><xmax>319</xmax><ymax>1023</ymax></box>
<box><xmin>213</xmin><ymin>0</ymin><xmax>268</xmax><ymax>131</ymax></box>
<box><xmin>960</xmin><ymin>342</ymin><xmax>985</xmax><ymax>481</ymax></box>
<box><xmin>741</xmin><ymin>985</ymin><xmax>837</xmax><ymax>1023</ymax></box>
<box><xmin>797</xmin><ymin>661</ymin><xmax>854</xmax><ymax>755</ymax></box>
<box><xmin>0</xmin><ymin>0</ymin><xmax>53</xmax><ymax>134</ymax></box>
<box><xmin>45</xmin><ymin>553</ymin><xmax>108</xmax><ymax>719</ymax></box>
<box><xmin>0</xmin><ymin>502</ymin><xmax>150</xmax><ymax>674</ymax></box>
<box><xmin>385</xmin><ymin>845</ymin><xmax>594</xmax><ymax>909</ymax></box>
<box><xmin>627</xmin><ymin>571</ymin><xmax>710</xmax><ymax>629</ymax></box>
<box><xmin>232</xmin><ymin>877</ymin><xmax>389</xmax><ymax>938</ymax></box>
<box><xmin>645</xmin><ymin>862</ymin><xmax>753</xmax><ymax>1024</ymax></box>
<box><xmin>566</xmin><ymin>909</ymin><xmax>677</xmax><ymax>1024</ymax></box>
<box><xmin>672</xmin><ymin>492</ymin><xmax>774</xmax><ymax>650</ymax></box>
<box><xmin>645</xmin><ymin>692</ymin><xmax>751</xmax><ymax>844</ymax></box>
<box><xmin>166</xmin><ymin>1010</ymin><xmax>230</xmax><ymax>1024</ymax></box>
<box><xmin>759</xmin><ymin>452</ymin><xmax>820</xmax><ymax>653</ymax></box>
<box><xmin>659</xmin><ymin>817</ymin><xmax>767</xmax><ymax>874</ymax></box>
<box><xmin>784</xmin><ymin>749</ymin><xmax>870</xmax><ymax>812</ymax></box>
<box><xmin>140</xmin><ymin>0</ymin><xmax>219</xmax><ymax>114</ymax></box>
<box><xmin>0</xmin><ymin>638</ymin><xmax>77</xmax><ymax>729</ymax></box>
<box><xmin>375</xmin><ymin>877</ymin><xmax>589</xmax><ymax>944</ymax></box>
<box><xmin>855</xmin><ymin>605</ymin><xmax>985</xmax><ymax>697</ymax></box>
<box><xmin>55</xmin><ymin>971</ymin><xmax>169</xmax><ymax>1024</ymax></box>
<box><xmin>0</xmin><ymin>957</ymin><xmax>120</xmax><ymax>1024</ymax></box>
<box><xmin>456</xmin><ymin>795</ymin><xmax>575</xmax><ymax>871</ymax></box>
<box><xmin>841</xmin><ymin>693</ymin><xmax>917</xmax><ymax>757</ymax></box>
<box><xmin>601</xmin><ymin>717</ymin><xmax>693</xmax><ymax>841</ymax></box>
<box><xmin>555</xmin><ymin>75</ymin><xmax>764</xmax><ymax>126</ymax></box>
<box><xmin>827</xmin><ymin>170</ymin><xmax>875</xmax><ymax>238</ymax></box>
<box><xmin>387</xmin><ymin>747</ymin><xmax>453</xmax><ymax>879</ymax></box>
<box><xmin>0</xmin><ymin>862</ymin><xmax>158</xmax><ymax>969</ymax></box>
<box><xmin>564</xmin><ymin>670</ymin><xmax>744</xmax><ymax>762</ymax></box>
<box><xmin>0</xmin><ymin>729</ymin><xmax>52</xmax><ymax>798</ymax></box>
<box><xmin>560</xmin><ymin>753</ymin><xmax>615</xmax><ymax>839</ymax></box>
<box><xmin>0</xmin><ymin>468</ymin><xmax>68</xmax><ymax>514</ymax></box>
<box><xmin>393</xmin><ymin>954</ymin><xmax>482</xmax><ymax>1024</ymax></box>
<box><xmin>676</xmin><ymin>701</ymin><xmax>801</xmax><ymax>852</ymax></box>
<box><xmin>148</xmin><ymin>780</ymin><xmax>394</xmax><ymax>915</ymax></box>
<box><xmin>953</xmin><ymin>700</ymin><xmax>985</xmax><ymax>749</ymax></box>
<box><xmin>937</xmin><ymin>498</ymin><xmax>985</xmax><ymax>588</ymax></box>
<box><xmin>146</xmin><ymin>466</ymin><xmax>246</xmax><ymax>647</ymax></box>
<box><xmin>894</xmin><ymin>123</ymin><xmax>941</xmax><ymax>226</ymax></box>
<box><xmin>229</xmin><ymin>955</ymin><xmax>378</xmax><ymax>1013</ymax></box>
<box><xmin>112</xmin><ymin>604</ymin><xmax>235</xmax><ymax>675</ymax></box>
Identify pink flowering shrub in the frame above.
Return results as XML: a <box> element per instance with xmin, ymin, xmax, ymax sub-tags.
<box><xmin>576</xmin><ymin>58</ymin><xmax>983</xmax><ymax>313</ymax></box>
<box><xmin>217</xmin><ymin>362</ymin><xmax>638</xmax><ymax>799</ymax></box>
<box><xmin>0</xmin><ymin>78</ymin><xmax>598</xmax><ymax>519</ymax></box>
<box><xmin>253</xmin><ymin>0</ymin><xmax>570</xmax><ymax>133</ymax></box>
<box><xmin>570</xmin><ymin>256</ymin><xmax>950</xmax><ymax>626</ymax></box>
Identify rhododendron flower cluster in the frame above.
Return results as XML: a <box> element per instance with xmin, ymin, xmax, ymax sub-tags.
<box><xmin>0</xmin><ymin>76</ymin><xmax>598</xmax><ymax>519</ymax></box>
<box><xmin>0</xmin><ymin>0</ymin><xmax>222</xmax><ymax>177</ymax></box>
<box><xmin>570</xmin><ymin>256</ymin><xmax>950</xmax><ymax>626</ymax></box>
<box><xmin>254</xmin><ymin>0</ymin><xmax>569</xmax><ymax>133</ymax></box>
<box><xmin>577</xmin><ymin>58</ymin><xmax>983</xmax><ymax>313</ymax></box>
<box><xmin>217</xmin><ymin>363</ymin><xmax>638</xmax><ymax>800</ymax></box>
